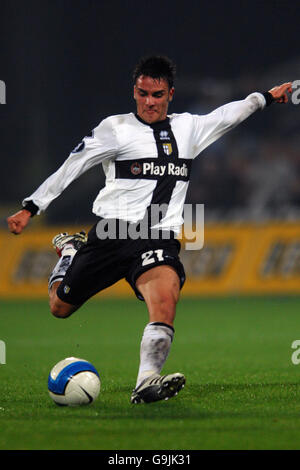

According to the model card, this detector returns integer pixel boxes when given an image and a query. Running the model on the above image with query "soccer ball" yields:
[48,357,101,406]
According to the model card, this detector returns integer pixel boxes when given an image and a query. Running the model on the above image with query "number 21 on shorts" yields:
[141,249,164,266]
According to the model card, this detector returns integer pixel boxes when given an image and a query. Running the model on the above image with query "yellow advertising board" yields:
[0,227,134,299]
[180,223,300,296]
[0,223,300,299]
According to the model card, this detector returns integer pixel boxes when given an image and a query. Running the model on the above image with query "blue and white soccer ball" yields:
[48,357,101,406]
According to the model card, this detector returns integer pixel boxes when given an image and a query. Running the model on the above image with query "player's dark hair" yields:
[133,55,176,89]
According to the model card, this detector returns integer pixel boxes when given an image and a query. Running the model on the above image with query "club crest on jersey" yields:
[162,143,172,156]
[130,162,142,175]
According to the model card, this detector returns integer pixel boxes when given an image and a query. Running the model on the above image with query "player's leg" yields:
[48,231,87,318]
[49,281,79,318]
[49,222,131,319]
[135,265,180,382]
[131,265,185,404]
[136,264,180,327]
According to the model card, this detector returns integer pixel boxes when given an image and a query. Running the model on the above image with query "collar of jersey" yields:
[134,113,170,130]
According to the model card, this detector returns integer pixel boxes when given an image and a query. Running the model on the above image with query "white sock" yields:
[136,322,174,388]
[48,244,77,291]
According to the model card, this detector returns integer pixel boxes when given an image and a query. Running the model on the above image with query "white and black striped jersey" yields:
[23,92,267,234]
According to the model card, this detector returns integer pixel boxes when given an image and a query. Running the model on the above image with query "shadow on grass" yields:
[40,381,300,421]
[189,382,300,394]
[4,382,299,422]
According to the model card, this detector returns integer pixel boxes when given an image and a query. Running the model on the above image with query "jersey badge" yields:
[162,143,173,156]
[131,162,142,175]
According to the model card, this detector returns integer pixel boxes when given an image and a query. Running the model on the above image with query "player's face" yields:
[134,75,174,124]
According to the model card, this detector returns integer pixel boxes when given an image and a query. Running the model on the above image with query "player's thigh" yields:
[56,227,128,306]
[126,238,186,302]
[136,265,181,324]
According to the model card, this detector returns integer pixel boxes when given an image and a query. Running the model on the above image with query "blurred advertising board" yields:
[0,223,300,298]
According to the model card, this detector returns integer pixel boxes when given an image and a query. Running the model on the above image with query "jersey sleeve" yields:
[191,92,266,157]
[22,117,118,214]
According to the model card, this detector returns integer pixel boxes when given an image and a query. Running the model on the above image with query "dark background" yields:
[1,0,300,225]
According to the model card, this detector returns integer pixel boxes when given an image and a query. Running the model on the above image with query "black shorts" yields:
[56,219,186,305]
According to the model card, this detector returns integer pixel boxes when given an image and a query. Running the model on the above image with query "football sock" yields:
[48,244,77,292]
[136,322,174,388]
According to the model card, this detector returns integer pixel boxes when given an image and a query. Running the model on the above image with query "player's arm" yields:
[192,82,292,156]
[7,117,117,235]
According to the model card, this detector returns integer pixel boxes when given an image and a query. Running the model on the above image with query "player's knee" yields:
[50,301,72,319]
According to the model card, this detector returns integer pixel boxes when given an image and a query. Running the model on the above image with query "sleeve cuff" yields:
[262,91,275,107]
[22,200,39,217]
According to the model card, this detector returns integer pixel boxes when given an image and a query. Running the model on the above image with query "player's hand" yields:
[7,209,31,235]
[268,82,292,104]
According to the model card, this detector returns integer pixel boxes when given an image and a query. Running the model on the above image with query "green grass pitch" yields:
[1,296,300,450]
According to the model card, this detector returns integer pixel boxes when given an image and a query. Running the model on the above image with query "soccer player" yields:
[7,56,292,404]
